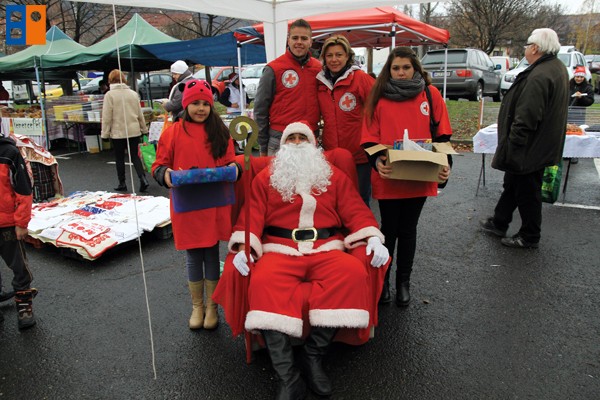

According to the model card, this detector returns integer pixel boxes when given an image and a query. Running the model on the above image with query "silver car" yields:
[240,63,266,100]
[421,48,502,102]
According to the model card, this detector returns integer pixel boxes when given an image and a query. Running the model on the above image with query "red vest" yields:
[268,51,321,132]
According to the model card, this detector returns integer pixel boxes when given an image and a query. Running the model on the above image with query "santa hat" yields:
[574,66,586,77]
[280,121,316,146]
[181,79,214,109]
[170,60,188,74]
[228,72,239,83]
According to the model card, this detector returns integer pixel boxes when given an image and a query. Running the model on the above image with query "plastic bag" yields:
[138,135,156,172]
[541,161,562,204]
[402,129,428,151]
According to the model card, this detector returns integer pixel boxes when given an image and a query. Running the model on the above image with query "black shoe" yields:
[15,289,37,330]
[501,235,538,249]
[139,175,149,193]
[396,282,410,307]
[479,217,506,238]
[0,290,15,302]
[262,330,307,400]
[378,280,392,304]
[114,183,127,192]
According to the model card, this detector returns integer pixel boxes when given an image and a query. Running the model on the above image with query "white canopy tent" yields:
[71,0,444,62]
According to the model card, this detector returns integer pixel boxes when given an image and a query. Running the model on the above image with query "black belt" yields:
[265,226,338,242]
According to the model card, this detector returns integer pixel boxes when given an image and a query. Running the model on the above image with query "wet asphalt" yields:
[0,146,598,399]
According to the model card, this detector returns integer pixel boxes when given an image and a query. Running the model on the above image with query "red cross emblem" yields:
[282,70,299,88]
[338,92,357,111]
[420,101,430,116]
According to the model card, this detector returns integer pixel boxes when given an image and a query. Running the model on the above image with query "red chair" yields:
[213,148,389,363]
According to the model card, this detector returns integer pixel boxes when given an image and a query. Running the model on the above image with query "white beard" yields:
[270,143,332,202]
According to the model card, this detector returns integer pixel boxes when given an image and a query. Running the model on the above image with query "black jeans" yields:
[0,227,33,291]
[493,169,544,243]
[112,136,145,183]
[378,197,427,281]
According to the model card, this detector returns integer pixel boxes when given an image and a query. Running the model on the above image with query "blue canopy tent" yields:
[140,32,266,66]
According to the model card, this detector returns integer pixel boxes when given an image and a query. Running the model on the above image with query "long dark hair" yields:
[182,107,230,160]
[364,46,431,123]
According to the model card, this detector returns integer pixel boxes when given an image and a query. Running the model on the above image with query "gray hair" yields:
[527,28,561,55]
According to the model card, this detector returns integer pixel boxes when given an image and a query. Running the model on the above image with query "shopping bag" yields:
[138,135,156,172]
[541,161,562,204]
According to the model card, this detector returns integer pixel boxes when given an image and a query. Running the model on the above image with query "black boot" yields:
[114,181,127,191]
[15,288,37,330]
[139,175,149,193]
[300,327,336,396]
[262,330,306,400]
[395,274,411,307]
[378,267,392,304]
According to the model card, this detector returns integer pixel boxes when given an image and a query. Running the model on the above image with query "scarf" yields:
[382,72,425,101]
[324,64,352,85]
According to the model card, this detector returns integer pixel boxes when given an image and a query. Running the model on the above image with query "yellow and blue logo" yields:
[6,5,46,45]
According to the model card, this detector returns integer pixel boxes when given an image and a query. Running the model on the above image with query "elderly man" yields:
[254,19,322,156]
[480,28,568,248]
[230,121,389,399]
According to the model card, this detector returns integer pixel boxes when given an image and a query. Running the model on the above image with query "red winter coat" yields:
[152,121,235,250]
[0,137,32,229]
[361,85,452,199]
[317,66,374,164]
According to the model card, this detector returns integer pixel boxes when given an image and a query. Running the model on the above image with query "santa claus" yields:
[230,121,389,399]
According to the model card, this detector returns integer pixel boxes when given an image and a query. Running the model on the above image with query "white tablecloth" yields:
[473,124,600,158]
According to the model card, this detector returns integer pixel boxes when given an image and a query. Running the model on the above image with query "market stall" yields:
[27,191,171,261]
[473,124,600,199]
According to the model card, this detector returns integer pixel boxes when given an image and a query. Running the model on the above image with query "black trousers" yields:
[112,136,145,183]
[0,227,33,291]
[493,169,544,243]
[378,197,427,282]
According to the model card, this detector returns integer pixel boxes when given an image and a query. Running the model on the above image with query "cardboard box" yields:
[365,142,457,183]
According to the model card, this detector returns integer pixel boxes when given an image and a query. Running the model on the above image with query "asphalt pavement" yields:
[0,146,599,399]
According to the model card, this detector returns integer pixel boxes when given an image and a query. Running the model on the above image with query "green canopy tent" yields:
[41,14,179,72]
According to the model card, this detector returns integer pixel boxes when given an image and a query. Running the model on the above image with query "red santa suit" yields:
[152,121,235,250]
[228,164,384,338]
[360,85,452,200]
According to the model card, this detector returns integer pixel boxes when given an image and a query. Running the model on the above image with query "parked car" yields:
[490,56,512,75]
[241,63,266,99]
[193,66,241,101]
[137,73,174,99]
[77,76,104,94]
[421,48,502,102]
[501,46,592,95]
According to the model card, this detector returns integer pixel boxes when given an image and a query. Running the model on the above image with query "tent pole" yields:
[391,24,396,49]
[35,60,49,150]
[237,41,246,115]
[443,46,448,100]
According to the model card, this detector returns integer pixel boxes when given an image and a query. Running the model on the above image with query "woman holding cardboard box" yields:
[361,47,452,307]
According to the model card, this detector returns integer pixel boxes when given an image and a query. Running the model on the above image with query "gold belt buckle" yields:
[291,227,317,242]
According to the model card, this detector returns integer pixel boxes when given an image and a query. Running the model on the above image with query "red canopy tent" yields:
[234,6,450,50]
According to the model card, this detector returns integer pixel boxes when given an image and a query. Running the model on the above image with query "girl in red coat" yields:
[361,47,452,307]
[317,35,375,205]
[152,80,240,330]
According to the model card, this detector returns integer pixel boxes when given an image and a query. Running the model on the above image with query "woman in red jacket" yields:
[317,35,375,205]
[361,47,452,307]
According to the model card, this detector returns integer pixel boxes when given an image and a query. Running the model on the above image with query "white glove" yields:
[233,251,253,276]
[366,236,389,268]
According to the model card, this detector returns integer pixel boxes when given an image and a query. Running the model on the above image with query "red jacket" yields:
[152,121,235,250]
[317,67,374,164]
[0,137,32,229]
[268,51,321,132]
[361,85,452,199]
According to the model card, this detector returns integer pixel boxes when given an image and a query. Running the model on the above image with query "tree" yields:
[445,0,566,55]
[145,10,251,41]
